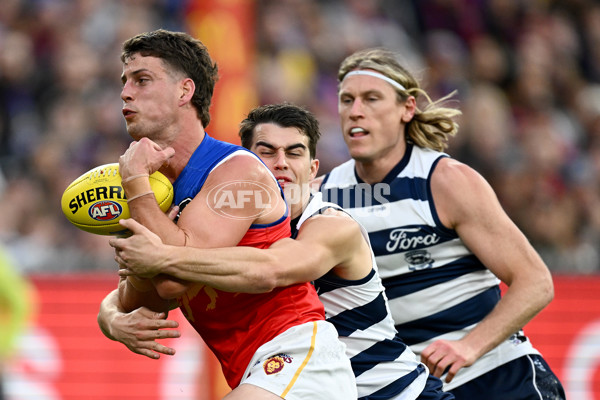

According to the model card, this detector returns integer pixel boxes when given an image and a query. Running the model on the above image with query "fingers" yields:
[109,219,146,254]
[118,218,141,232]
[421,349,446,378]
[135,308,180,330]
[445,364,459,383]
[137,326,181,340]
[128,341,177,359]
[116,308,181,359]
[421,341,466,383]
[134,348,162,359]
[131,327,179,359]
[166,205,179,221]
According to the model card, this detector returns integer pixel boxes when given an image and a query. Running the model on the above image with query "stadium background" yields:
[0,0,599,399]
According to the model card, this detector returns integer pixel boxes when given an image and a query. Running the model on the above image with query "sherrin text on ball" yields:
[61,163,173,235]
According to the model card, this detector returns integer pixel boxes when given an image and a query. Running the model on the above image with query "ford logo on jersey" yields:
[88,201,123,221]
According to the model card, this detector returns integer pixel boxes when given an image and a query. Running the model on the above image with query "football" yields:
[61,163,174,236]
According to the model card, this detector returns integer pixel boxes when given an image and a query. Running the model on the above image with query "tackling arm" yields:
[111,210,373,293]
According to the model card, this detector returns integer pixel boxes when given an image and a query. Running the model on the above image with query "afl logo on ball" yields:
[89,201,123,221]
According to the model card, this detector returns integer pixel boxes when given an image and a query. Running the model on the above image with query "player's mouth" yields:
[349,127,369,137]
[276,176,292,188]
[122,108,136,119]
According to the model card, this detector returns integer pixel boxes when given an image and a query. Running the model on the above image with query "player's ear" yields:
[401,96,416,123]
[309,158,319,181]
[179,78,195,105]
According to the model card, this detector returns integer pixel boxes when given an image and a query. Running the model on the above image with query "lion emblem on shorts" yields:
[263,353,293,375]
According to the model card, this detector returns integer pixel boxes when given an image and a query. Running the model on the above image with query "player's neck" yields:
[289,190,310,220]
[354,152,404,184]
[354,137,406,184]
[158,124,205,182]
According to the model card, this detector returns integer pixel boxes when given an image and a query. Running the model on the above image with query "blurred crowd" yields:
[1,0,599,274]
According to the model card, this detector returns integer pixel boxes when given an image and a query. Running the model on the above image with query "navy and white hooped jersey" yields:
[294,192,428,400]
[320,144,539,390]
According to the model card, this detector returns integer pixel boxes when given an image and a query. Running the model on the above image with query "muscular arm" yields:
[421,158,554,382]
[111,209,372,292]
[117,139,286,308]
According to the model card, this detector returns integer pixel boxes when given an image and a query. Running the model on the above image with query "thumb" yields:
[163,146,175,160]
[118,218,145,234]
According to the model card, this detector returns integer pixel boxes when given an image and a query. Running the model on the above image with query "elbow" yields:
[541,273,554,307]
[153,275,191,299]
[529,269,554,311]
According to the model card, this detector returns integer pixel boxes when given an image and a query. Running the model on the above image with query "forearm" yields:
[123,177,186,246]
[159,245,282,293]
[461,275,553,359]
[119,275,173,313]
[122,177,191,296]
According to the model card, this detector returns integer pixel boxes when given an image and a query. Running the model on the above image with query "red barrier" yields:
[5,274,222,400]
[524,275,600,400]
[4,274,599,399]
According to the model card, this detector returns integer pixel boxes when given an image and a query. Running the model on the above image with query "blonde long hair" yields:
[338,48,461,151]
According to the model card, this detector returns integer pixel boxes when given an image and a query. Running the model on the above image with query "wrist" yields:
[121,175,153,200]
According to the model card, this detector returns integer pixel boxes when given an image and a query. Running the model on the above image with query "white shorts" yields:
[240,320,357,400]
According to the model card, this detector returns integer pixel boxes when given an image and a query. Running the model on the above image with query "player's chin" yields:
[125,124,142,139]
[348,150,375,163]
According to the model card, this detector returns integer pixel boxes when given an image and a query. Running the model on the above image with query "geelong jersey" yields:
[173,133,325,388]
[294,192,427,400]
[320,143,538,390]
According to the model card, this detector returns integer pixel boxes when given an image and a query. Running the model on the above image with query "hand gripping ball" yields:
[61,163,173,235]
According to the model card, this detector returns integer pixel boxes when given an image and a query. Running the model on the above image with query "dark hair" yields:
[239,103,321,159]
[121,29,218,127]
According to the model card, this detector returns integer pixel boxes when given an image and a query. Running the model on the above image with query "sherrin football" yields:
[61,163,174,236]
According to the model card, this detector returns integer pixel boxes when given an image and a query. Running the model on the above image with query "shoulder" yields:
[320,159,356,187]
[209,152,275,185]
[206,152,285,224]
[432,157,486,190]
[432,157,498,228]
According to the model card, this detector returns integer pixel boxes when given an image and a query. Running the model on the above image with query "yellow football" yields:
[61,163,174,236]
